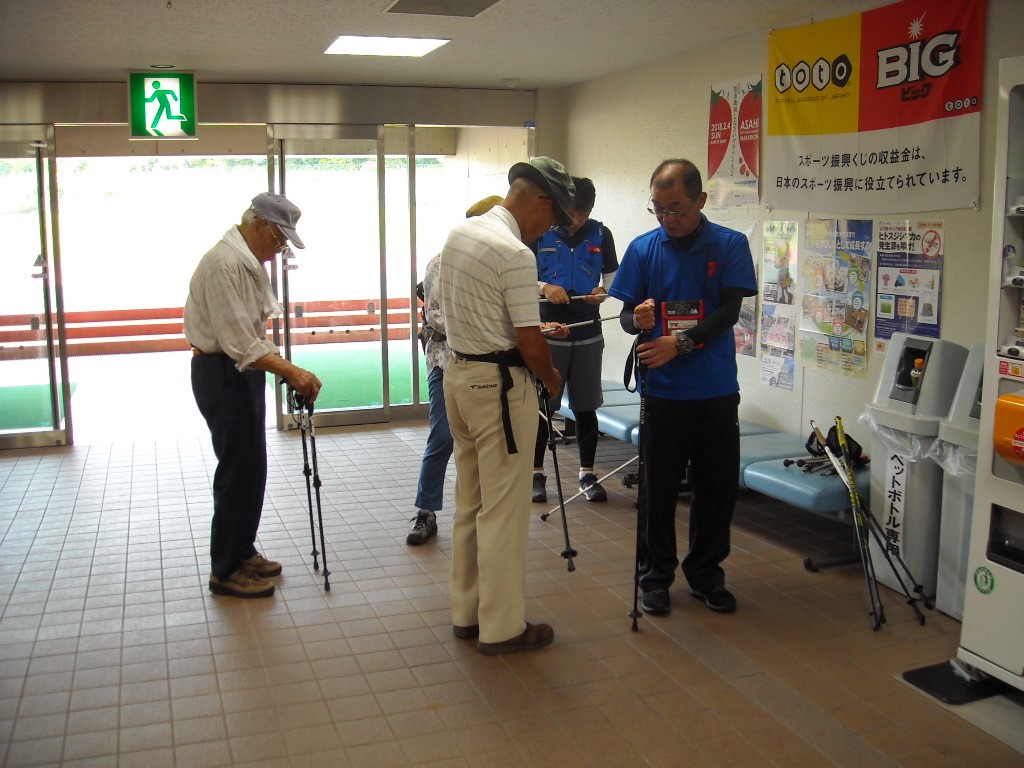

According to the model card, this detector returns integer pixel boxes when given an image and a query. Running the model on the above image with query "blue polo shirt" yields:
[610,216,757,400]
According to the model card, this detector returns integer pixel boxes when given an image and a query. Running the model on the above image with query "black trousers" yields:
[191,354,267,580]
[637,392,740,593]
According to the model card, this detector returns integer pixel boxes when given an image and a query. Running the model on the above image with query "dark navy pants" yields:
[191,354,267,580]
[637,392,740,593]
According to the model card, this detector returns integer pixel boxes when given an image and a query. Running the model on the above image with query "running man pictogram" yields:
[145,80,188,136]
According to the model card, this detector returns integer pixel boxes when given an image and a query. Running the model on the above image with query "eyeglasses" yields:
[267,223,288,251]
[646,198,698,219]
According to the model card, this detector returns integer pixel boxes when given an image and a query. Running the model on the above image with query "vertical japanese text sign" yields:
[128,73,197,139]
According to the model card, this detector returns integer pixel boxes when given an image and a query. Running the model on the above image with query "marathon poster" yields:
[765,0,985,214]
[874,219,943,347]
[706,76,761,208]
[798,219,872,378]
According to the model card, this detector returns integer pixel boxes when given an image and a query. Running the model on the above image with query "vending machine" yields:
[957,56,1024,693]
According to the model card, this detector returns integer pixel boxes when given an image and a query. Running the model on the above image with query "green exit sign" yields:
[128,72,197,139]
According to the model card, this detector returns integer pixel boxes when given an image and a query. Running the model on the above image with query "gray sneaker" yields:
[406,510,437,545]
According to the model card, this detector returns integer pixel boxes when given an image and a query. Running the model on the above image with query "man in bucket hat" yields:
[439,157,572,655]
[185,192,321,599]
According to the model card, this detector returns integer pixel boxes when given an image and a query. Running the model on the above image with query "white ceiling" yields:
[0,0,842,90]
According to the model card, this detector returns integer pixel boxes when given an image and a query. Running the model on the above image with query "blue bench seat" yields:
[736,433,808,487]
[742,459,871,516]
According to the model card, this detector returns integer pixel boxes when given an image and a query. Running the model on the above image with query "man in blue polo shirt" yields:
[610,159,757,616]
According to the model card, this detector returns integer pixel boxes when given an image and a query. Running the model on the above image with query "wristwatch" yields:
[673,330,695,355]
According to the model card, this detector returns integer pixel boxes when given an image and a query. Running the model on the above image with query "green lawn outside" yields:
[0,384,73,431]
[290,345,427,410]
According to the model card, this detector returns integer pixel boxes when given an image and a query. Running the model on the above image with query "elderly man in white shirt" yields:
[439,157,573,655]
[184,192,321,599]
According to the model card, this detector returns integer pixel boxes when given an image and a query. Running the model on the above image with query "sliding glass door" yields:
[0,128,71,449]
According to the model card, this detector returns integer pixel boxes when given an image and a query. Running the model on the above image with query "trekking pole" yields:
[539,383,577,572]
[811,419,885,630]
[541,316,619,334]
[287,386,320,572]
[628,331,652,632]
[540,455,638,520]
[835,417,929,621]
[539,294,601,303]
[288,387,331,591]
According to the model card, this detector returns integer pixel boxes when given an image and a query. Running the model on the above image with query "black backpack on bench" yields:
[804,425,869,468]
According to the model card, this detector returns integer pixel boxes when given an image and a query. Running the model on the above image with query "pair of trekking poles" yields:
[808,417,931,630]
[285,385,331,591]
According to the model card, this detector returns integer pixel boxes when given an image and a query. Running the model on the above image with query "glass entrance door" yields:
[273,125,421,428]
[0,130,71,449]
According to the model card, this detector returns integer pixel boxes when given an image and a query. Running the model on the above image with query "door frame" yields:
[270,123,425,430]
[0,125,73,449]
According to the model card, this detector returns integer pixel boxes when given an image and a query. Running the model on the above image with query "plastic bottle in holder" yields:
[1004,244,1022,284]
[910,358,925,388]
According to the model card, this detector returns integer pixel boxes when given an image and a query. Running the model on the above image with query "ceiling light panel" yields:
[324,36,449,57]
[385,0,501,17]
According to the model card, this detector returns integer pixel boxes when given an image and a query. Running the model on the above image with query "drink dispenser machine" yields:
[863,333,968,597]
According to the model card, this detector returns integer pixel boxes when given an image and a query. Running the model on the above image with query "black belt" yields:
[452,348,527,454]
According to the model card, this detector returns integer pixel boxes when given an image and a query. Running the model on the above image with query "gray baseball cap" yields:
[250,192,305,249]
[508,157,575,227]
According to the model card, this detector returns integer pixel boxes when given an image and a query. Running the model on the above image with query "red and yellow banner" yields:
[766,0,985,214]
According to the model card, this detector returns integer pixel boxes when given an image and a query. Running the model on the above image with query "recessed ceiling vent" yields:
[385,0,501,18]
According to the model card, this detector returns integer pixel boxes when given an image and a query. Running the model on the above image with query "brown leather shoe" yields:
[453,624,479,640]
[477,622,554,656]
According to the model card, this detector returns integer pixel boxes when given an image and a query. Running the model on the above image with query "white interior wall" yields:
[539,0,1024,437]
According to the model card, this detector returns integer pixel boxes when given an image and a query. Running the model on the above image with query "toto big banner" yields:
[766,0,985,214]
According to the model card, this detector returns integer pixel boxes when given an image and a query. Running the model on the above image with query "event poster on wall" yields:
[798,219,873,377]
[759,221,798,388]
[874,219,944,345]
[707,77,761,208]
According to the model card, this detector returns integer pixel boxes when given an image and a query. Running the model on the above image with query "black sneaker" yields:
[406,510,437,545]
[532,473,547,503]
[579,473,607,502]
[690,586,737,613]
[641,588,670,615]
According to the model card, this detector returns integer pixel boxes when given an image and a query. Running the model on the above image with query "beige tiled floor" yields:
[0,422,1021,767]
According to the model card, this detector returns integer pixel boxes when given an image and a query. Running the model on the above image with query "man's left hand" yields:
[583,287,608,304]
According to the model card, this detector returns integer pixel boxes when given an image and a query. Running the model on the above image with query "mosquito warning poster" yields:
[874,219,943,345]
[759,221,798,389]
[798,219,873,377]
